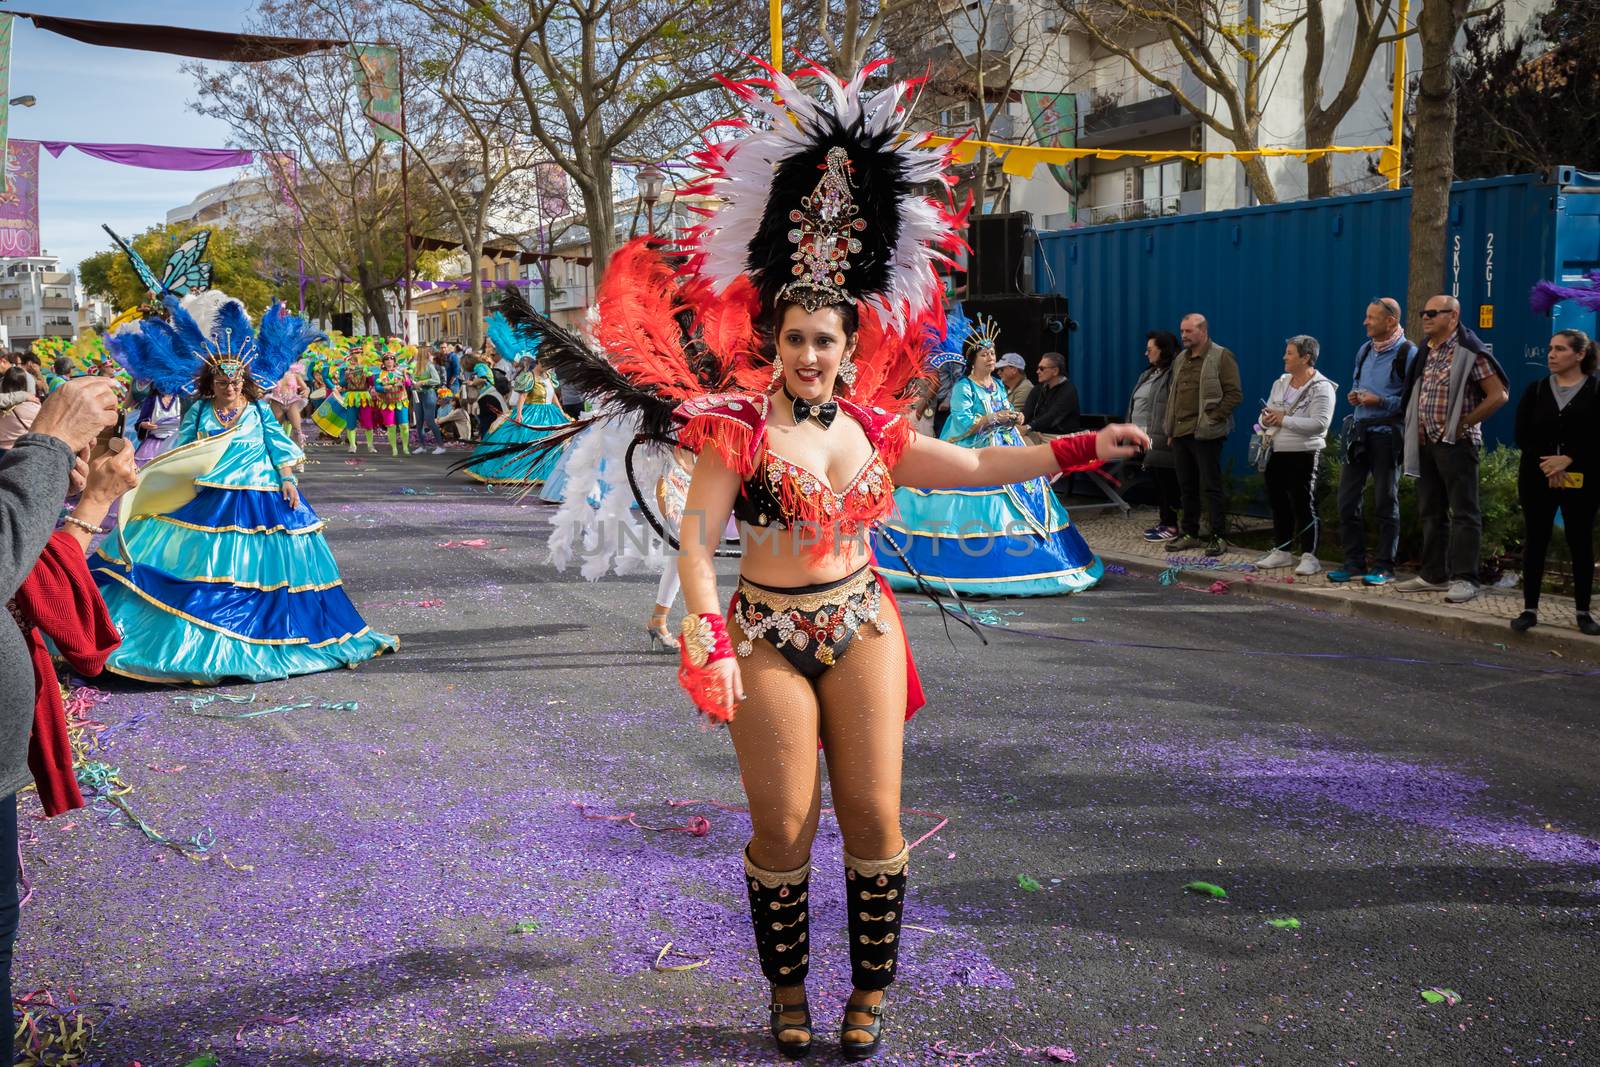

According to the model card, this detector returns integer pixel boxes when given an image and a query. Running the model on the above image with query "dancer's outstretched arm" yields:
[891,422,1149,490]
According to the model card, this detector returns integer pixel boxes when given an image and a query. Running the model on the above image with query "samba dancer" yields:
[482,62,1147,1059]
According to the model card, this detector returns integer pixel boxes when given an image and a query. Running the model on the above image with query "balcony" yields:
[1077,188,1205,226]
[1080,66,1204,148]
[41,295,73,310]
[0,297,19,311]
[40,321,75,338]
[41,272,73,286]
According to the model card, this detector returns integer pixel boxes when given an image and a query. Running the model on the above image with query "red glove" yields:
[677,612,737,723]
[1050,431,1101,473]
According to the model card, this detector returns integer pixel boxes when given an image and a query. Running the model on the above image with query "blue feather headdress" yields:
[1531,270,1600,316]
[486,311,541,362]
[109,292,323,396]
[924,303,974,370]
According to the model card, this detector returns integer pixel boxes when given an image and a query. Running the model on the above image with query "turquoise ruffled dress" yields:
[466,375,571,486]
[90,400,400,684]
[872,376,1102,596]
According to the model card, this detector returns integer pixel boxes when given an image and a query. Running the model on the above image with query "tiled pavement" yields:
[1074,505,1600,664]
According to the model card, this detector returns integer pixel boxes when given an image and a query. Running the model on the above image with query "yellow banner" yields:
[921,134,1392,180]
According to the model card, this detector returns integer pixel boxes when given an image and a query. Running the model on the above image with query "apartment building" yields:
[0,254,78,348]
[909,0,1551,229]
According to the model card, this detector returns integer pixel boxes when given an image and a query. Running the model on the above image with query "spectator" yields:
[558,373,586,420]
[1253,335,1337,575]
[1163,313,1242,556]
[1510,330,1599,635]
[436,390,471,442]
[1021,351,1080,437]
[1395,295,1511,602]
[1329,298,1418,586]
[20,356,42,397]
[442,342,464,395]
[0,354,31,399]
[0,369,39,450]
[996,352,1033,412]
[0,376,122,1060]
[1127,330,1179,541]
[412,349,446,454]
[490,338,516,378]
[931,358,962,437]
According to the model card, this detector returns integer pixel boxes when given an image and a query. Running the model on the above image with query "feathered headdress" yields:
[966,312,1002,356]
[1531,270,1600,315]
[487,311,539,363]
[925,303,973,370]
[108,292,322,396]
[679,58,965,334]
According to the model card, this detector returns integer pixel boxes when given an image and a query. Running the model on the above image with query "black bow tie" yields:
[788,390,838,429]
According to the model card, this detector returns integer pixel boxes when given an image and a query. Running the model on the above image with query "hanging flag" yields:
[1023,91,1082,218]
[0,139,39,255]
[0,14,13,194]
[349,44,402,142]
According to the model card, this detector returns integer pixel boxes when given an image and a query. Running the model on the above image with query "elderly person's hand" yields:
[31,377,121,453]
[82,440,139,505]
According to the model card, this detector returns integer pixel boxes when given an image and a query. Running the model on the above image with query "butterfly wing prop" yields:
[160,231,213,297]
[102,224,162,296]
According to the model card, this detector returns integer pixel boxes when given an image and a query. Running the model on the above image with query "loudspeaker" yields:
[967,211,1033,296]
[963,293,1073,374]
[331,312,355,336]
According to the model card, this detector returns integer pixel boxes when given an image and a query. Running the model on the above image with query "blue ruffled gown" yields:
[90,399,400,684]
[872,375,1103,596]
[466,374,570,486]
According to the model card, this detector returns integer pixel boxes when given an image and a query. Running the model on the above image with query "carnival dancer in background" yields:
[472,63,1148,1060]
[461,315,570,487]
[341,348,377,453]
[132,384,184,465]
[373,348,414,456]
[91,291,399,684]
[268,359,310,448]
[872,314,1104,596]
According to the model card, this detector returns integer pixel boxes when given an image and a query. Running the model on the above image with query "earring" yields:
[770,356,784,388]
[838,354,857,390]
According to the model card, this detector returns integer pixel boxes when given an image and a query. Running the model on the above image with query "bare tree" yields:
[1405,0,1471,336]
[893,0,1059,215]
[788,0,927,78]
[381,20,545,349]
[1300,0,1414,198]
[189,0,453,334]
[397,0,756,275]
[1059,0,1306,204]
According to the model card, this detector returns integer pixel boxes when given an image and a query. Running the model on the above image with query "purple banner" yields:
[0,138,39,256]
[40,140,255,171]
[294,275,539,289]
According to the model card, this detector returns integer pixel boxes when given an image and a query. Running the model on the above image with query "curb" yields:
[1101,550,1600,667]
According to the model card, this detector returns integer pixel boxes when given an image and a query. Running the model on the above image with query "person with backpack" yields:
[1328,298,1418,586]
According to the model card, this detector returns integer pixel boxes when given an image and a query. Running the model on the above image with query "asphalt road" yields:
[18,445,1600,1066]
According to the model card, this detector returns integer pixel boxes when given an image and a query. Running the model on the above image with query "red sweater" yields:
[12,531,120,816]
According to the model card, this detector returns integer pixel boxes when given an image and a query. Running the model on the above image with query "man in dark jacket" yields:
[1021,352,1080,437]
[1164,313,1242,556]
[1394,295,1510,603]
[0,376,121,1061]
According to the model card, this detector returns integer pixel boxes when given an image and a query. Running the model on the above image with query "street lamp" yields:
[8,96,35,108]
[637,162,666,235]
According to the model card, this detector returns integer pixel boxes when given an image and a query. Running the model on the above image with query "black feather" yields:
[744,115,907,309]
[498,288,679,440]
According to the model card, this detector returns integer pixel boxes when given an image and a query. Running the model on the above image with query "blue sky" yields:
[8,1,261,273]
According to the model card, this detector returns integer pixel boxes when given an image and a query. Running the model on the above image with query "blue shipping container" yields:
[1034,169,1600,471]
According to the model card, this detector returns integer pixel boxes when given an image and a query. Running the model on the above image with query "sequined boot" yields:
[745,848,813,1058]
[841,845,908,1060]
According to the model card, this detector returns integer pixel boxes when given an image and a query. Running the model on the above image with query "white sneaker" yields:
[432,446,446,455]
[1444,580,1481,604]
[1253,548,1295,569]
[1394,576,1448,593]
[1294,552,1322,576]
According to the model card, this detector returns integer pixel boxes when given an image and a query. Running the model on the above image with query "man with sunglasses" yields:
[1396,295,1510,603]
[1329,298,1417,586]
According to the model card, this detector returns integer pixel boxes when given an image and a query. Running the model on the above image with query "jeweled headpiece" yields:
[966,313,1002,356]
[778,146,868,312]
[680,59,967,333]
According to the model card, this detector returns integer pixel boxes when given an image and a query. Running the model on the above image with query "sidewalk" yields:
[1075,506,1600,665]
